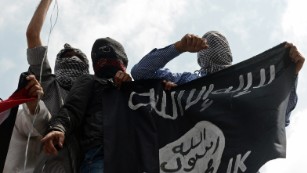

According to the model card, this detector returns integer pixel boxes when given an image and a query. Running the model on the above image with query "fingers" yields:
[114,71,124,88]
[181,34,208,52]
[163,80,177,90]
[26,74,44,98]
[25,74,42,114]
[44,137,58,155]
[285,42,305,74]
[28,84,44,98]
[285,42,300,61]
[41,131,65,155]
[58,134,64,149]
[185,34,192,47]
[284,42,293,48]
[114,71,132,88]
[122,74,132,82]
[25,75,37,90]
[41,132,57,155]
[196,37,208,50]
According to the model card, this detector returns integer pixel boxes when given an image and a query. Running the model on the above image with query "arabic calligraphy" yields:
[159,121,225,173]
[128,65,276,120]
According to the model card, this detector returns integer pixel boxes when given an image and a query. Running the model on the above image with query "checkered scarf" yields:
[54,44,89,90]
[197,31,232,75]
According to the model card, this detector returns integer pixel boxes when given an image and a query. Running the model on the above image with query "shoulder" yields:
[76,74,95,82]
[71,74,95,91]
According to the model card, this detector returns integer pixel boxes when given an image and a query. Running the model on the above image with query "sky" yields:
[0,0,306,172]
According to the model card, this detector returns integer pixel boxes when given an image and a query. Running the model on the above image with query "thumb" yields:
[58,135,65,148]
[41,133,51,143]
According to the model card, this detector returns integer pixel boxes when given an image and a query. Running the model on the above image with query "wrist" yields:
[174,41,185,52]
[26,100,40,115]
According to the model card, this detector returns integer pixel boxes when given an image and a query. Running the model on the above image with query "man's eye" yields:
[70,56,82,62]
[99,46,111,52]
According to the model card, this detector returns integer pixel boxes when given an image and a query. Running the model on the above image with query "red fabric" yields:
[94,58,126,72]
[0,88,36,113]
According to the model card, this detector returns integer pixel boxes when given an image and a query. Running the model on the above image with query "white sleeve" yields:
[15,100,51,137]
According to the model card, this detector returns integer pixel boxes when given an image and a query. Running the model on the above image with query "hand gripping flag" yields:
[0,72,36,172]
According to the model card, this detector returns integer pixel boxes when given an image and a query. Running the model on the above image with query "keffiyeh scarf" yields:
[197,31,233,75]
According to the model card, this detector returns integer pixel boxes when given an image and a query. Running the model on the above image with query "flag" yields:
[103,42,296,173]
[0,72,35,172]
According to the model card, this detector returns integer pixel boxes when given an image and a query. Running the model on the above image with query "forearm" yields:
[48,108,73,135]
[49,75,94,134]
[131,44,181,80]
[26,100,39,115]
[174,40,186,52]
[48,100,87,135]
[26,0,53,48]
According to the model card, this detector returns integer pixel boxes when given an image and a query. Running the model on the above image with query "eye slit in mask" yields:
[56,56,83,64]
[61,50,87,63]
[99,46,112,53]
[70,55,83,62]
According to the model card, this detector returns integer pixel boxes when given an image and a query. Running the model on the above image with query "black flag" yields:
[99,42,296,173]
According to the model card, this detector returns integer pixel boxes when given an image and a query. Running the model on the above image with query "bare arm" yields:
[26,0,53,48]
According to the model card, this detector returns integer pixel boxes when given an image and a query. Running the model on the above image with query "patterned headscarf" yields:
[91,37,128,78]
[197,31,232,75]
[54,43,89,90]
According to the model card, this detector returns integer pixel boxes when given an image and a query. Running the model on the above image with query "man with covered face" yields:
[41,37,132,173]
[131,31,304,126]
[131,31,230,84]
[25,0,89,172]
